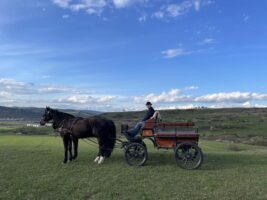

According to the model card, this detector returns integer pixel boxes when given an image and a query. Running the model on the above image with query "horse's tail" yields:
[105,120,116,157]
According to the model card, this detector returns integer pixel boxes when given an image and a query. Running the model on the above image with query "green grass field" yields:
[0,135,267,200]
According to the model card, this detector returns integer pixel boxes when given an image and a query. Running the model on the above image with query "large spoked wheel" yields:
[121,141,130,152]
[125,143,148,166]
[175,142,203,170]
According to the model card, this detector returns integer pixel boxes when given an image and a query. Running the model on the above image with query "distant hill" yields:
[1,106,267,145]
[100,108,267,146]
[0,106,101,122]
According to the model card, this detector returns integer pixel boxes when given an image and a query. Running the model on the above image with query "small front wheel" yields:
[175,142,203,170]
[125,143,148,166]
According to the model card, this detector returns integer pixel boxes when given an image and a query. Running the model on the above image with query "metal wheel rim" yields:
[125,143,148,166]
[175,143,203,170]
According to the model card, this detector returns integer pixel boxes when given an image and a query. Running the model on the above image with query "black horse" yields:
[40,107,116,164]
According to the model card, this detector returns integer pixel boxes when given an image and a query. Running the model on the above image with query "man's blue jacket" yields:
[142,107,155,121]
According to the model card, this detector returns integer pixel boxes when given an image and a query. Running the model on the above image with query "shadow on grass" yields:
[106,151,267,171]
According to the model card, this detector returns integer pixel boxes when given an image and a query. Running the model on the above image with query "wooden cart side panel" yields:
[142,130,154,137]
[155,137,176,148]
[155,134,199,148]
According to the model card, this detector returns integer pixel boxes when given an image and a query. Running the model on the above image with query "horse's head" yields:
[40,106,53,126]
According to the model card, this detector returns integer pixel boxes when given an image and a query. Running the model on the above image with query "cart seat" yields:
[143,111,161,130]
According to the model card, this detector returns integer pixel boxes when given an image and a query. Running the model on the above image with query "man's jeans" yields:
[127,121,145,137]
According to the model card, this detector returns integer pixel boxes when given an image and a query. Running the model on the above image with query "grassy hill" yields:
[0,135,266,200]
[0,107,267,145]
[0,106,100,122]
[100,108,267,146]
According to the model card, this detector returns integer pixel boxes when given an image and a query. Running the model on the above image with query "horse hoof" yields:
[94,156,100,163]
[97,156,105,164]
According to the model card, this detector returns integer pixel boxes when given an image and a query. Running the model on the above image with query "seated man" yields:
[123,102,155,138]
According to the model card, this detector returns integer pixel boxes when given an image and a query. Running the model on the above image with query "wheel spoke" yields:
[175,142,203,170]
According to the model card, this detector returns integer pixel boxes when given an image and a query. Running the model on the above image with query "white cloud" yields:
[195,92,267,103]
[254,104,267,108]
[41,75,51,79]
[134,89,267,110]
[37,87,71,93]
[153,11,164,19]
[154,0,209,20]
[134,88,194,104]
[52,0,147,16]
[0,78,34,94]
[52,0,71,8]
[242,14,250,22]
[158,104,197,110]
[113,0,148,8]
[242,101,251,108]
[0,78,77,95]
[194,0,201,11]
[52,0,107,15]
[166,4,182,17]
[185,86,199,90]
[65,95,94,104]
[0,91,10,98]
[58,95,115,104]
[113,0,131,8]
[2,78,267,111]
[0,78,31,88]
[161,48,191,58]
[161,47,209,58]
[165,2,194,17]
[51,0,212,18]
[62,14,70,19]
[97,95,115,103]
[199,38,215,45]
[138,14,147,22]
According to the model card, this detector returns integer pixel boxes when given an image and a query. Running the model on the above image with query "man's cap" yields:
[146,101,152,105]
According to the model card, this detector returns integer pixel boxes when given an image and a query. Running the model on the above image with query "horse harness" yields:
[56,117,83,137]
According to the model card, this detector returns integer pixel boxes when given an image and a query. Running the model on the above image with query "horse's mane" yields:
[51,109,75,119]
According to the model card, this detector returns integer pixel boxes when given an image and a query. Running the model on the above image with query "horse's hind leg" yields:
[68,137,73,162]
[62,136,69,164]
[94,143,102,163]
[72,137,79,161]
[94,139,105,164]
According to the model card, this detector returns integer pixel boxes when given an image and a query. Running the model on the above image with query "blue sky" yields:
[0,0,267,111]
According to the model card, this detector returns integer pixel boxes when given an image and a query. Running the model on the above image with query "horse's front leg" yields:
[62,136,69,164]
[68,137,73,162]
[72,137,79,160]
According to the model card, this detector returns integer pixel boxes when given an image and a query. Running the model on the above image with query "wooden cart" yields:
[122,117,203,170]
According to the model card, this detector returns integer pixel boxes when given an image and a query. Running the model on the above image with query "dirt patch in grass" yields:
[228,144,245,151]
[205,134,267,147]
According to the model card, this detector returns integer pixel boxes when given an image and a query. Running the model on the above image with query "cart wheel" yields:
[121,141,129,152]
[125,143,148,166]
[175,142,203,170]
